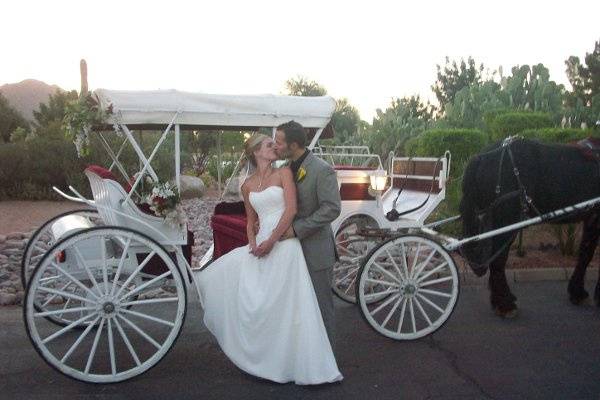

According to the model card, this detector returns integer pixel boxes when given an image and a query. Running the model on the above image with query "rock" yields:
[3,248,21,256]
[7,232,25,241]
[0,271,10,282]
[0,235,6,243]
[180,175,206,199]
[0,292,17,306]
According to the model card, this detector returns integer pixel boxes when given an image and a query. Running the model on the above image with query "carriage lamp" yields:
[369,169,388,192]
[369,169,388,205]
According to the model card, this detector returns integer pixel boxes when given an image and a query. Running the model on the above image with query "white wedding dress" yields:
[194,185,342,385]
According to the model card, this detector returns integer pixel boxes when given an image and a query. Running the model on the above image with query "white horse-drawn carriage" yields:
[22,88,600,383]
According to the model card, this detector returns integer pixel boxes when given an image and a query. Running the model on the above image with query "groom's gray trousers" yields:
[292,152,341,348]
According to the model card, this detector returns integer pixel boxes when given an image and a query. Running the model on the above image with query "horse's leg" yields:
[568,214,600,305]
[488,237,518,318]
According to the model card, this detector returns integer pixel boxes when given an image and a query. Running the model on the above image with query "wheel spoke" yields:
[34,306,95,318]
[107,318,117,376]
[413,296,432,327]
[101,238,109,296]
[336,265,358,284]
[343,273,358,294]
[114,316,141,366]
[409,298,416,334]
[386,249,407,282]
[419,288,452,299]
[416,262,449,284]
[61,316,101,363]
[110,236,132,297]
[114,251,156,299]
[57,298,72,318]
[397,298,408,333]
[42,312,97,344]
[117,314,161,350]
[74,247,103,297]
[399,242,409,278]
[410,243,422,274]
[118,271,172,303]
[381,295,403,328]
[84,317,106,374]
[363,287,398,300]
[419,275,453,288]
[119,308,175,327]
[371,261,402,285]
[52,261,100,300]
[37,286,96,305]
[121,297,179,306]
[370,293,400,316]
[417,293,445,314]
[411,249,436,280]
[41,281,72,307]
[364,278,399,288]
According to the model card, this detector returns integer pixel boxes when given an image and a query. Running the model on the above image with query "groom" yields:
[273,121,341,348]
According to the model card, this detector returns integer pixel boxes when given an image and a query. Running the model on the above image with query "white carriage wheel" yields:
[357,235,459,340]
[21,210,103,328]
[333,215,381,303]
[24,226,187,383]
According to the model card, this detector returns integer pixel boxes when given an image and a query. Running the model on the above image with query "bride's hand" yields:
[279,226,295,241]
[249,242,258,256]
[255,238,275,258]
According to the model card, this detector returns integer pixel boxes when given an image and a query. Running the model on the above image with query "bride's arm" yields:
[241,183,258,253]
[255,167,297,257]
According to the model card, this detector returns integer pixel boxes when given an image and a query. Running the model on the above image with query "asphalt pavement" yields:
[1,280,600,400]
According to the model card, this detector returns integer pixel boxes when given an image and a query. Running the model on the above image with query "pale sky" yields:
[2,0,598,120]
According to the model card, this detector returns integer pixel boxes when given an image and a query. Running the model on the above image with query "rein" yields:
[464,136,540,270]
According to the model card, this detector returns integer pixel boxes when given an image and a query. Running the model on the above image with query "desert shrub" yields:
[519,127,596,144]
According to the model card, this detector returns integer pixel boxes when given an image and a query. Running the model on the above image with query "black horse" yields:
[460,137,600,317]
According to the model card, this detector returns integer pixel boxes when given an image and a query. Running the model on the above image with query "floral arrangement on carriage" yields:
[62,95,186,228]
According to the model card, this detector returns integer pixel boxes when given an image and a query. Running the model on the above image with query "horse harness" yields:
[465,136,542,271]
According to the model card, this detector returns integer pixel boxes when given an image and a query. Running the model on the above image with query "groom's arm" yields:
[292,166,341,240]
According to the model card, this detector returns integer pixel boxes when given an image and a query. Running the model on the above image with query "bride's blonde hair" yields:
[244,133,270,167]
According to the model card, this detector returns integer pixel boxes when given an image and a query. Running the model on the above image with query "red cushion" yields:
[85,165,133,193]
[211,214,248,259]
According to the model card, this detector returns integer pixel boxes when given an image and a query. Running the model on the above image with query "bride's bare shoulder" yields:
[241,174,258,194]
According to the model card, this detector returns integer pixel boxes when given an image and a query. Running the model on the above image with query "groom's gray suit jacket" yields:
[292,152,341,271]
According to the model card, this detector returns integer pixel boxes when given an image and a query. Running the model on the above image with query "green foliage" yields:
[63,94,109,156]
[0,92,29,143]
[502,64,565,121]
[431,57,484,115]
[565,40,600,128]
[9,126,30,142]
[519,127,595,144]
[368,96,434,157]
[330,98,361,145]
[284,76,327,96]
[489,112,553,141]
[443,81,508,130]
[407,128,488,173]
[34,90,78,130]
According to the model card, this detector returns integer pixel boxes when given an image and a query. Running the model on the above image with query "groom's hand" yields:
[279,226,295,241]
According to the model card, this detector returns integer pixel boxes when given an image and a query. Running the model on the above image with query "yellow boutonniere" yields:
[296,167,307,183]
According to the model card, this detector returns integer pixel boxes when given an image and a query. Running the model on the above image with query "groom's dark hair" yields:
[277,120,306,148]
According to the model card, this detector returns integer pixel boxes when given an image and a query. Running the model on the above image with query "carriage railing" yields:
[313,146,383,169]
[386,154,450,197]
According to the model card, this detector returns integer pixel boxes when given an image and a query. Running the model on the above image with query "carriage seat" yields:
[84,168,187,245]
[211,201,248,259]
[381,157,449,223]
[333,165,378,171]
[85,165,132,193]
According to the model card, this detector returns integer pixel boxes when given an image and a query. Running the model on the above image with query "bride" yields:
[194,133,343,385]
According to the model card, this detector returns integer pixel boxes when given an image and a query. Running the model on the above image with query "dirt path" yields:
[0,201,87,235]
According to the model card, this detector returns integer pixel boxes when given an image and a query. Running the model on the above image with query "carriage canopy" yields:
[93,89,336,131]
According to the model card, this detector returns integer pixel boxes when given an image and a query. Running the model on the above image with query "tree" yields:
[284,76,327,97]
[443,80,508,130]
[368,95,434,157]
[431,57,484,115]
[330,98,361,145]
[502,64,565,121]
[565,40,600,127]
[0,92,29,143]
[283,76,364,145]
[33,89,78,135]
